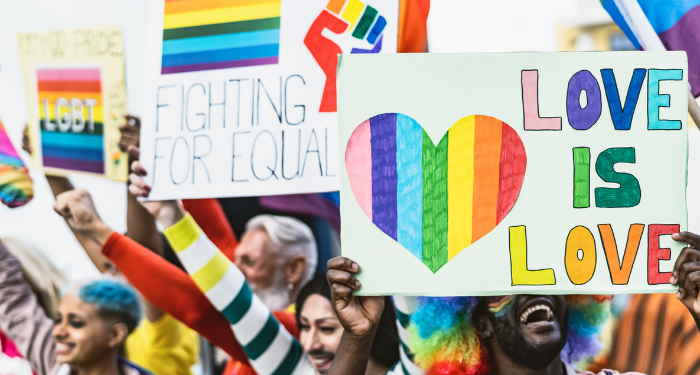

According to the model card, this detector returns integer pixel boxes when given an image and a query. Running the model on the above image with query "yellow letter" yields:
[510,226,555,285]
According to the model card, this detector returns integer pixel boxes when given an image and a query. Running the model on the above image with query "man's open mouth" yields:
[517,297,557,327]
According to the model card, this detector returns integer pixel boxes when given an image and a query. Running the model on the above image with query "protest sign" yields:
[139,0,399,199]
[338,52,689,296]
[19,26,128,181]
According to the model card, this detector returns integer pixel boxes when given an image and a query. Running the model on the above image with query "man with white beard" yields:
[234,214,317,311]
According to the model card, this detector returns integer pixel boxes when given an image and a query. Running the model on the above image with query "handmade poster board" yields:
[139,0,399,200]
[18,26,128,181]
[338,52,689,296]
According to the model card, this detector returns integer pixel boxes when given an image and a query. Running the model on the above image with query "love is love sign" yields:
[338,52,688,296]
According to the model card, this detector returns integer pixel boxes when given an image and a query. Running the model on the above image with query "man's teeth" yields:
[519,304,554,323]
[314,358,331,365]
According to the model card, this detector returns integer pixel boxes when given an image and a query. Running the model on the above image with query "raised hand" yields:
[326,257,385,338]
[53,189,113,246]
[671,232,700,318]
[127,147,184,228]
[304,1,386,112]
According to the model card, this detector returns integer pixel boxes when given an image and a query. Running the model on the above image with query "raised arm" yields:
[326,257,424,375]
[182,198,238,260]
[0,240,58,375]
[160,210,311,375]
[101,231,251,364]
[23,123,115,274]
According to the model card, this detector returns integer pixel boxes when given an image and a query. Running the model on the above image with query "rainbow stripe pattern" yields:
[345,114,527,273]
[161,0,282,74]
[0,120,33,208]
[38,68,105,175]
[325,0,387,44]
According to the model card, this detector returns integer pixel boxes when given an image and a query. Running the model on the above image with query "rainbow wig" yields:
[407,295,612,374]
[64,278,143,332]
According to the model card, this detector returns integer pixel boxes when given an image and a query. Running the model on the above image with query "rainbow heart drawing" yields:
[345,113,527,273]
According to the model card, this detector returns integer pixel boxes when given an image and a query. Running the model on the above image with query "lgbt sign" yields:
[139,0,399,200]
[18,26,128,181]
[338,52,689,296]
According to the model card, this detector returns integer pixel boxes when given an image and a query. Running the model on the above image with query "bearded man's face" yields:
[480,295,568,370]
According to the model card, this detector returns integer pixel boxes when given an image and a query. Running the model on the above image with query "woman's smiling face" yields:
[299,294,344,374]
[52,294,113,365]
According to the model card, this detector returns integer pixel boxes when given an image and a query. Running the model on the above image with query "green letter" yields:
[594,147,640,208]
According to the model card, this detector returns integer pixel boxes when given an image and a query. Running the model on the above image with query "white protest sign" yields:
[338,52,688,296]
[139,0,398,199]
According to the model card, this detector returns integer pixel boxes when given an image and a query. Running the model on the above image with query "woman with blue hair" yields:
[0,240,152,375]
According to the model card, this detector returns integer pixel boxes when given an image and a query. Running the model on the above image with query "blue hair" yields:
[76,278,142,332]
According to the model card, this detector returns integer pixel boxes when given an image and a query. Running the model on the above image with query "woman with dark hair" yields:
[295,272,399,374]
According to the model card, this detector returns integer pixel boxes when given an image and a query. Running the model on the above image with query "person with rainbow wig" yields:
[323,253,700,375]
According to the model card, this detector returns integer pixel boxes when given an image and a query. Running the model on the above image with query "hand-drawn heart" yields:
[345,114,527,273]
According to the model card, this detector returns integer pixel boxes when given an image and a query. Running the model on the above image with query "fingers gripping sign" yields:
[671,232,700,317]
[326,257,385,338]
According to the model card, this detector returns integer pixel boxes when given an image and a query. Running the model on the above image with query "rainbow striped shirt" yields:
[163,214,423,375]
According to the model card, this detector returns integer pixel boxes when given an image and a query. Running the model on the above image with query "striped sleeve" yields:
[163,214,314,375]
[386,296,424,375]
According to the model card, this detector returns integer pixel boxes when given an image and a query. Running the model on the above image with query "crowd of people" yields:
[2,1,700,373]
[2,112,700,375]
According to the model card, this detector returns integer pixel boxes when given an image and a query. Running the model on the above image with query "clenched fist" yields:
[53,189,113,246]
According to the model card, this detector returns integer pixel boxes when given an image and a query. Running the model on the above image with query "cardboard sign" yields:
[338,52,689,296]
[19,26,128,181]
[139,0,399,199]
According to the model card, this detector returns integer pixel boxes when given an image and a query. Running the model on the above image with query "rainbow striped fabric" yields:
[161,0,282,74]
[38,68,105,175]
[346,114,527,273]
[0,120,33,208]
[600,0,700,97]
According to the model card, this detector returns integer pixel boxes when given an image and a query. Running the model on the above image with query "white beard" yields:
[250,271,292,311]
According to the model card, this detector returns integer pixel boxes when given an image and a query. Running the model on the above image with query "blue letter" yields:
[648,69,682,130]
[601,69,646,130]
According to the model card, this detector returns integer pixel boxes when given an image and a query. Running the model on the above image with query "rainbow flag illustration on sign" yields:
[37,68,105,174]
[161,0,282,74]
[19,26,128,181]
[139,0,399,200]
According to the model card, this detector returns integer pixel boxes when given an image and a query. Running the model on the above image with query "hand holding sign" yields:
[338,52,688,295]
[128,150,184,228]
[671,232,700,318]
[326,256,385,337]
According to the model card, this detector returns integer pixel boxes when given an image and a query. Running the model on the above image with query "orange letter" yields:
[598,224,644,285]
[565,226,596,285]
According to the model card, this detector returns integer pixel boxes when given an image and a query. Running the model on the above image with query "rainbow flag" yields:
[0,120,33,207]
[345,114,527,273]
[161,0,282,74]
[38,68,105,175]
[600,0,700,97]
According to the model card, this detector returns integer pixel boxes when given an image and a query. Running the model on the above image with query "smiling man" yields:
[325,256,649,375]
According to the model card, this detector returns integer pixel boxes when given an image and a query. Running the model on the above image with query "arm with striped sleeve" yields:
[386,296,424,375]
[162,213,314,375]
